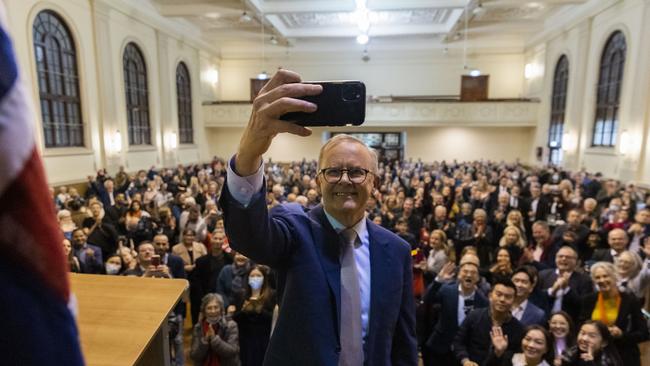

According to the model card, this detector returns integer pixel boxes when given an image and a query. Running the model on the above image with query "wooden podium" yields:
[70,274,188,366]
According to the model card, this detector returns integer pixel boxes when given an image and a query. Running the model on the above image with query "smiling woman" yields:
[486,325,554,366]
[578,261,648,366]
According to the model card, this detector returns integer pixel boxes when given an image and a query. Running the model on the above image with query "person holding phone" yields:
[219,69,417,365]
[123,241,170,278]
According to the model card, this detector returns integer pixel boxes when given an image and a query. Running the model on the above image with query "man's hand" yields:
[551,272,570,294]
[437,262,456,282]
[236,70,322,176]
[490,326,509,357]
[143,265,157,278]
[85,248,95,259]
[462,360,479,366]
[184,264,195,273]
[157,265,170,277]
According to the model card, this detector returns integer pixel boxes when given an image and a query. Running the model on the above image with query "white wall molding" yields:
[204,102,540,128]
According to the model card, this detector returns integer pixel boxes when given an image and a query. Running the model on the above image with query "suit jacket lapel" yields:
[308,205,342,340]
[452,286,460,326]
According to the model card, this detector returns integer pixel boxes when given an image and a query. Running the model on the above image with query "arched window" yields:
[123,42,150,145]
[176,62,193,144]
[33,10,83,148]
[592,31,626,147]
[548,55,569,165]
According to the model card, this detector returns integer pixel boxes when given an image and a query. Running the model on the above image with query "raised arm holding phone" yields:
[219,69,417,365]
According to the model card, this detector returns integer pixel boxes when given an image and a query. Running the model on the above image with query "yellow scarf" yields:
[591,291,620,326]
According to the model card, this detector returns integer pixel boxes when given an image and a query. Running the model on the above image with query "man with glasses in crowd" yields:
[219,69,417,365]
[538,245,593,320]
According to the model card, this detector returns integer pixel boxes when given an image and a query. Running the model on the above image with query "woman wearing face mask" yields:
[233,265,276,366]
[548,312,575,366]
[104,254,124,275]
[578,262,647,366]
[486,325,555,366]
[190,293,241,366]
[560,321,622,366]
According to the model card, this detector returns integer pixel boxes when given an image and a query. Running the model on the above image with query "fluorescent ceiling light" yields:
[356,34,369,45]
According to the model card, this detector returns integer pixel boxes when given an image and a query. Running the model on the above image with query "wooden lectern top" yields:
[70,273,188,366]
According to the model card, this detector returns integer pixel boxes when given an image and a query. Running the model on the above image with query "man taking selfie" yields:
[219,69,417,365]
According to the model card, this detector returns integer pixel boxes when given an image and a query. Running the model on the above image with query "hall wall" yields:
[3,0,220,184]
[218,53,526,101]
[206,126,535,164]
[524,0,650,184]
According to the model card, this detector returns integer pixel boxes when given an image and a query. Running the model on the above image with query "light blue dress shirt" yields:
[226,157,371,342]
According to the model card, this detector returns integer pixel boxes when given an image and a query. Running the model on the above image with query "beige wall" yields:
[207,126,534,164]
[218,53,526,102]
[524,0,650,184]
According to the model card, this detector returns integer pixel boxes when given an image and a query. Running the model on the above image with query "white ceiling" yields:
[151,0,589,57]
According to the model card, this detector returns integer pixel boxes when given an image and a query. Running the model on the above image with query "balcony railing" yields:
[203,99,539,128]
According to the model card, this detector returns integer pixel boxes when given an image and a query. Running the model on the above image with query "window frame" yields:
[591,31,626,148]
[123,42,151,146]
[32,10,84,148]
[176,62,193,144]
[548,55,569,165]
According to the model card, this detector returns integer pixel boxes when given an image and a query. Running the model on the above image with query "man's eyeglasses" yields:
[319,167,373,184]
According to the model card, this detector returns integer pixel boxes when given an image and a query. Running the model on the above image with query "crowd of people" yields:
[53,157,650,366]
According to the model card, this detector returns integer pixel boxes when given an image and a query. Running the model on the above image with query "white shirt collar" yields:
[323,209,368,248]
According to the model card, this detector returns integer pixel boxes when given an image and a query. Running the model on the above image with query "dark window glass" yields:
[32,10,83,148]
[592,31,626,147]
[548,55,569,164]
[176,62,193,144]
[123,42,150,145]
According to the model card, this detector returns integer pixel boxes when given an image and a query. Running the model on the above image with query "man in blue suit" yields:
[219,69,417,365]
[510,266,546,327]
[421,255,488,366]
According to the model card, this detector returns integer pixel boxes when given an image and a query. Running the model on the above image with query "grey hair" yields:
[615,250,643,279]
[318,134,379,173]
[473,208,487,219]
[590,261,619,283]
[200,293,225,316]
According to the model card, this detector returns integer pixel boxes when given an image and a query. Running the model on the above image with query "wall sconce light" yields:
[525,63,541,79]
[619,130,630,155]
[108,130,122,154]
[205,68,219,84]
[165,132,178,150]
[561,131,573,151]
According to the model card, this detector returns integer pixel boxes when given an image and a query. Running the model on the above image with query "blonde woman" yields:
[579,261,647,366]
[425,230,451,275]
[57,209,77,240]
[506,210,527,244]
[498,226,526,266]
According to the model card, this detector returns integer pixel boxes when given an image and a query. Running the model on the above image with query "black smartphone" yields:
[280,81,365,127]
[151,255,161,267]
